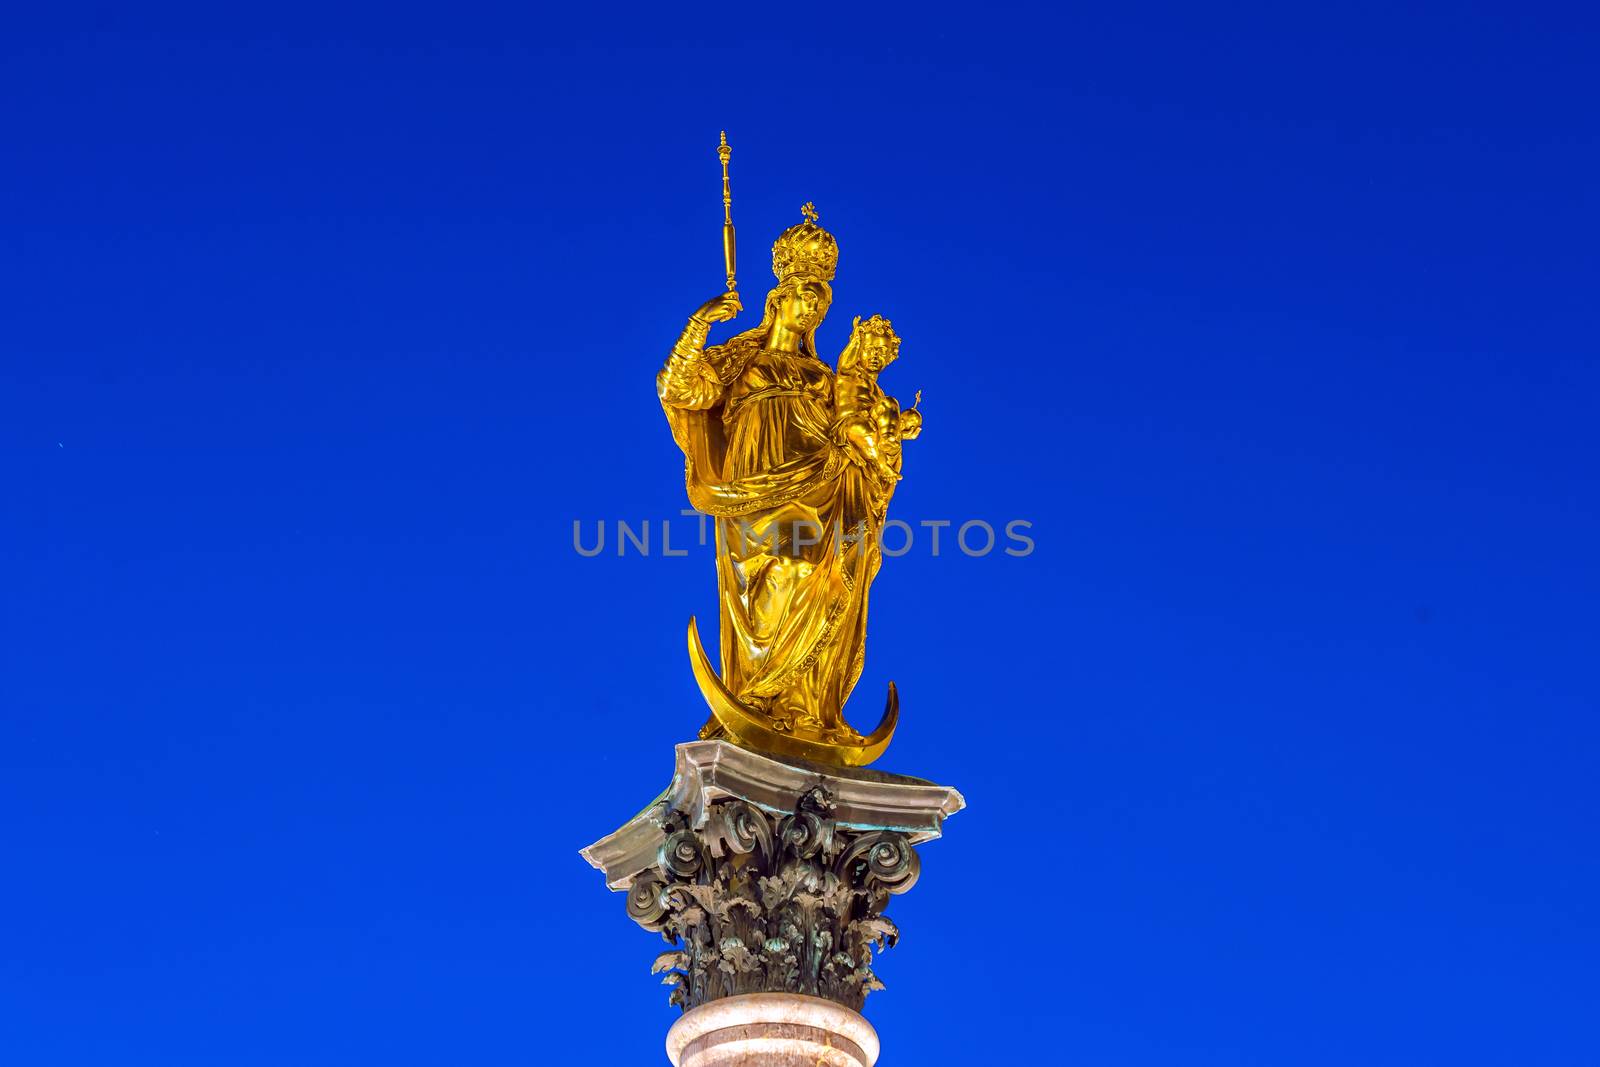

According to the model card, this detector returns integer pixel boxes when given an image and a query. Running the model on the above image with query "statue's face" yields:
[777,281,827,334]
[859,333,896,374]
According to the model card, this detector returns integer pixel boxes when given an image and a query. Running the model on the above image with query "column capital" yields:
[581,741,964,1014]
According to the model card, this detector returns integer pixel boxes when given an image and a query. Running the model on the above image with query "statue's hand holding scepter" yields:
[675,291,741,362]
[672,133,743,360]
[692,292,742,325]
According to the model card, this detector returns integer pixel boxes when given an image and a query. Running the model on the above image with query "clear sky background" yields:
[4,4,1597,1064]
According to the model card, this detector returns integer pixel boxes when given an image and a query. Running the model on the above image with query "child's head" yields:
[840,315,902,376]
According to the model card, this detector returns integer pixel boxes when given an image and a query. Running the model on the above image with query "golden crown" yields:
[771,202,839,283]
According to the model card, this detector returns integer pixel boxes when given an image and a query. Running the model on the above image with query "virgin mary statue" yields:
[656,207,915,768]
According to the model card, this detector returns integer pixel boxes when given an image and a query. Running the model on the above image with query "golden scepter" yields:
[717,131,736,292]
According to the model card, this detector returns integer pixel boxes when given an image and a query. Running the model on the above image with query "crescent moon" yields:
[687,616,897,768]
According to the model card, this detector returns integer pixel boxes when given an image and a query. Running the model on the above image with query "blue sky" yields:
[3,4,1597,1064]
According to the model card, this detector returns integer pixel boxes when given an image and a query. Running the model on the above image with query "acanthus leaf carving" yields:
[624,785,920,1012]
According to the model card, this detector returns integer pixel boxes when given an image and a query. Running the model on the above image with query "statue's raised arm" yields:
[657,292,743,411]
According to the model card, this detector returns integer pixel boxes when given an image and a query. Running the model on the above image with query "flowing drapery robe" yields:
[658,333,883,737]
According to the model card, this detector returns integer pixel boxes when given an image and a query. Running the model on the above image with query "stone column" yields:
[581,740,963,1064]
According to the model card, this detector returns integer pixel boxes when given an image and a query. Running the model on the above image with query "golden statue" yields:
[656,138,921,768]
